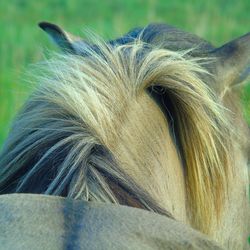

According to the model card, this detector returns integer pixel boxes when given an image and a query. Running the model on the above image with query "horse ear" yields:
[211,32,250,93]
[38,21,85,53]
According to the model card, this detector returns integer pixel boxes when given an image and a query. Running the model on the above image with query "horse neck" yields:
[105,92,187,222]
[212,91,249,249]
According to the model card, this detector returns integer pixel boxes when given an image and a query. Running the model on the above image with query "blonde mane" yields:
[0,40,234,234]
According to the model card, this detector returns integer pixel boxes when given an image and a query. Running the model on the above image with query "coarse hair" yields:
[0,39,234,234]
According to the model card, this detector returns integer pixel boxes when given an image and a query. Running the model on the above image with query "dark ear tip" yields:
[38,21,61,32]
[38,21,50,30]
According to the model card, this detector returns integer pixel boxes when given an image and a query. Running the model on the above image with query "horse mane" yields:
[0,38,234,234]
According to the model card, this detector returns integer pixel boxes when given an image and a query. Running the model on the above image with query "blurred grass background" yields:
[0,0,249,146]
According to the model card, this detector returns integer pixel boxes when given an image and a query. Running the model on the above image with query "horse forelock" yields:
[0,38,235,234]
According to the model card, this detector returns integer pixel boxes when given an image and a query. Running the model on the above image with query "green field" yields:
[0,0,250,146]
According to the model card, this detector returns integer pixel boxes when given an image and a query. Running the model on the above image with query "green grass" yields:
[0,0,249,145]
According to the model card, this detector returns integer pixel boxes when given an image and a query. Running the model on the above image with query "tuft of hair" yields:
[0,38,234,234]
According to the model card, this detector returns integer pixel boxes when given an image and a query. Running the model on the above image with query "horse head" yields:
[0,22,249,249]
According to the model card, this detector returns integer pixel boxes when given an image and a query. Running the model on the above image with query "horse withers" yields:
[0,23,249,249]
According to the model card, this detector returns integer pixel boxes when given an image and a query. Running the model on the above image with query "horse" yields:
[0,22,249,249]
